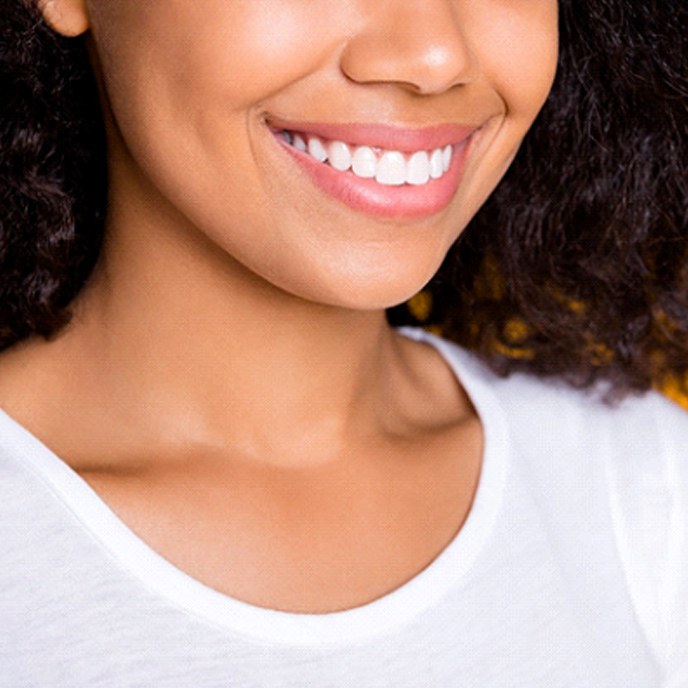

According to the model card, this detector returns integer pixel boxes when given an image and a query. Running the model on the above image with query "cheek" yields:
[476,2,559,120]
[89,0,352,110]
[86,1,332,223]
[85,1,380,307]
[86,0,357,220]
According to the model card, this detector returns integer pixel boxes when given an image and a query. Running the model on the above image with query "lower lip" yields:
[272,132,474,221]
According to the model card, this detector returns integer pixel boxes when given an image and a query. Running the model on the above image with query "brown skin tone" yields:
[0,0,558,612]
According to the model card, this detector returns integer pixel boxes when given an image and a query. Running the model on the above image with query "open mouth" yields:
[266,118,479,220]
[272,128,455,187]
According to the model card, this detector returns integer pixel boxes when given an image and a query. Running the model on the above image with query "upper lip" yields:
[266,116,479,152]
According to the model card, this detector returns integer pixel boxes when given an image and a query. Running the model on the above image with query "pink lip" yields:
[268,117,476,152]
[269,121,477,220]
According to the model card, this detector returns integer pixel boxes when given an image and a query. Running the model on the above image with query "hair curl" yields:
[2,0,687,398]
[0,0,105,344]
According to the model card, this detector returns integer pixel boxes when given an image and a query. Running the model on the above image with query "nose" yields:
[339,0,477,95]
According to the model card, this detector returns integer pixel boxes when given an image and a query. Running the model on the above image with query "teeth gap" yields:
[279,129,454,186]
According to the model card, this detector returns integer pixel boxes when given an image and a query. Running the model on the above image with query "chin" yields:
[289,265,438,312]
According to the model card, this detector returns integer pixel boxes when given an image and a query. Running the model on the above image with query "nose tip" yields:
[340,1,478,96]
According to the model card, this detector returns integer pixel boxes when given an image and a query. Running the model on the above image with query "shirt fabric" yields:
[1,326,687,688]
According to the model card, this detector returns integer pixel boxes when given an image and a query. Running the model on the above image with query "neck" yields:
[61,182,411,467]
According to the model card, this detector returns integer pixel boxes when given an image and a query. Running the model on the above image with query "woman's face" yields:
[68,0,558,308]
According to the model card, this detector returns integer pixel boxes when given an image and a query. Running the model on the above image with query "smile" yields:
[268,119,479,220]
[276,130,454,187]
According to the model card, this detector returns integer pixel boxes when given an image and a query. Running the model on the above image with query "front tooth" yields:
[430,149,444,179]
[328,141,352,172]
[442,144,453,172]
[406,151,430,185]
[308,136,328,163]
[376,151,407,186]
[293,133,307,152]
[351,146,377,178]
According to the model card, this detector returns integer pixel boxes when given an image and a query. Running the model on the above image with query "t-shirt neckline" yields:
[0,326,509,646]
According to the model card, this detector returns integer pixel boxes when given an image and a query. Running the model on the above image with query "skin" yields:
[0,0,558,612]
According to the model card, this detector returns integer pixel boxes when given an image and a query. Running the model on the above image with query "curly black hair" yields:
[0,0,106,347]
[1,0,687,398]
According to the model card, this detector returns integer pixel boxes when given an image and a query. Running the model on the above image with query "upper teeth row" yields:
[281,131,454,186]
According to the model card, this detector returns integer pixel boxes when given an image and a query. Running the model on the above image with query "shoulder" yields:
[425,327,688,459]
[597,392,688,678]
[422,328,688,678]
[407,325,687,449]
[400,327,688,510]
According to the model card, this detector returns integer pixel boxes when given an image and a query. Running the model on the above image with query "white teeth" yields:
[286,131,457,186]
[430,149,444,179]
[293,133,307,152]
[328,141,352,172]
[442,144,453,172]
[308,136,328,163]
[351,146,377,178]
[406,151,430,186]
[376,151,407,186]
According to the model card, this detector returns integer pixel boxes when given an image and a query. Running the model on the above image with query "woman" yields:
[0,0,686,685]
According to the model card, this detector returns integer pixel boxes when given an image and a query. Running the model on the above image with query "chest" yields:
[80,427,482,614]
[3,457,661,688]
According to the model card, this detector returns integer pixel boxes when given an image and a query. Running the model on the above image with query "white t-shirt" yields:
[1,326,687,688]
